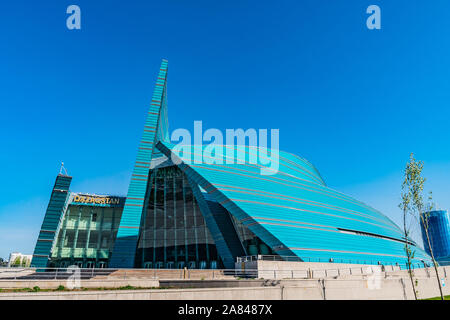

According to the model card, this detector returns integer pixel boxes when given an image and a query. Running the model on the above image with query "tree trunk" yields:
[423,226,444,300]
[404,210,417,300]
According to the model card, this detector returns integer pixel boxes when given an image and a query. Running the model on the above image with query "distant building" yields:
[420,210,450,266]
[7,252,32,267]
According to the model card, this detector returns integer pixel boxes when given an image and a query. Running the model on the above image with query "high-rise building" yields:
[420,210,450,266]
[31,60,432,269]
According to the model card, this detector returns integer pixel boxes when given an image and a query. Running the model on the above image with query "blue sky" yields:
[1,1,450,260]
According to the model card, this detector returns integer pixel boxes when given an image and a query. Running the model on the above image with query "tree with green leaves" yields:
[399,165,417,300]
[400,153,444,300]
[12,257,22,267]
[21,256,30,267]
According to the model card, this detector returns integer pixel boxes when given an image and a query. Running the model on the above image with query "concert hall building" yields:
[31,60,432,269]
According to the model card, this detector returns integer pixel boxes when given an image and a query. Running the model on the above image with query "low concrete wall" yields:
[239,260,402,279]
[0,279,159,289]
[236,260,450,281]
[159,279,267,288]
[387,266,449,279]
[324,277,450,300]
[0,268,35,279]
[1,277,448,300]
[257,269,309,279]
[0,286,282,300]
[103,269,235,280]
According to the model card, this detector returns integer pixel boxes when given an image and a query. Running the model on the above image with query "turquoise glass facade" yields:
[156,142,431,267]
[31,192,125,268]
[32,60,432,269]
[31,174,72,267]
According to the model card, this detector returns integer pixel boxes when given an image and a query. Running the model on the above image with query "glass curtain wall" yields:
[421,210,450,260]
[229,214,276,257]
[136,166,219,269]
[51,205,123,268]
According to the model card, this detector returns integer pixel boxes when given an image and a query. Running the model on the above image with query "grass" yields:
[423,295,450,300]
[0,285,171,293]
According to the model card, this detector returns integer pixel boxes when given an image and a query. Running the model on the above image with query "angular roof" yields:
[156,140,431,265]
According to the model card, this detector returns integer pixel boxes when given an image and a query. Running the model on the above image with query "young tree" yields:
[400,153,444,300]
[400,172,417,299]
[21,256,30,268]
[12,257,22,267]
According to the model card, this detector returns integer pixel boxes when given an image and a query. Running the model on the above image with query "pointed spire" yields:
[59,161,68,176]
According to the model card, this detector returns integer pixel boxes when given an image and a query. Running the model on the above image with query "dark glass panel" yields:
[100,231,110,249]
[76,230,88,248]
[88,231,99,248]
[197,243,207,261]
[65,230,75,248]
[188,244,197,261]
[137,165,220,268]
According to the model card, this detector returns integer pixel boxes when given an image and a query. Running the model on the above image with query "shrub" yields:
[119,285,134,290]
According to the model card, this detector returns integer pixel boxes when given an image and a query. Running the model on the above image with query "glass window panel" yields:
[138,165,220,268]
[186,215,195,227]
[197,244,207,261]
[166,246,175,261]
[188,244,196,261]
[186,228,196,245]
[177,246,187,261]
[176,229,185,246]
[102,209,113,227]
[100,231,110,249]
[166,177,175,229]
[76,230,87,248]
[88,230,99,248]
[196,227,206,242]
[195,213,205,227]
[146,208,155,228]
[209,244,218,261]
[155,230,164,248]
[65,230,75,248]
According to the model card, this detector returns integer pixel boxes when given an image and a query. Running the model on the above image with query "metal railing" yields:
[0,267,259,281]
[1,257,448,282]
[1,264,446,282]
[236,255,436,269]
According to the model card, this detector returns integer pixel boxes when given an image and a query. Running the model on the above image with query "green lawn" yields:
[0,285,169,293]
[424,295,450,300]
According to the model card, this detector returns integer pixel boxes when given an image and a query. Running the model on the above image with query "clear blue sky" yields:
[1,1,450,260]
